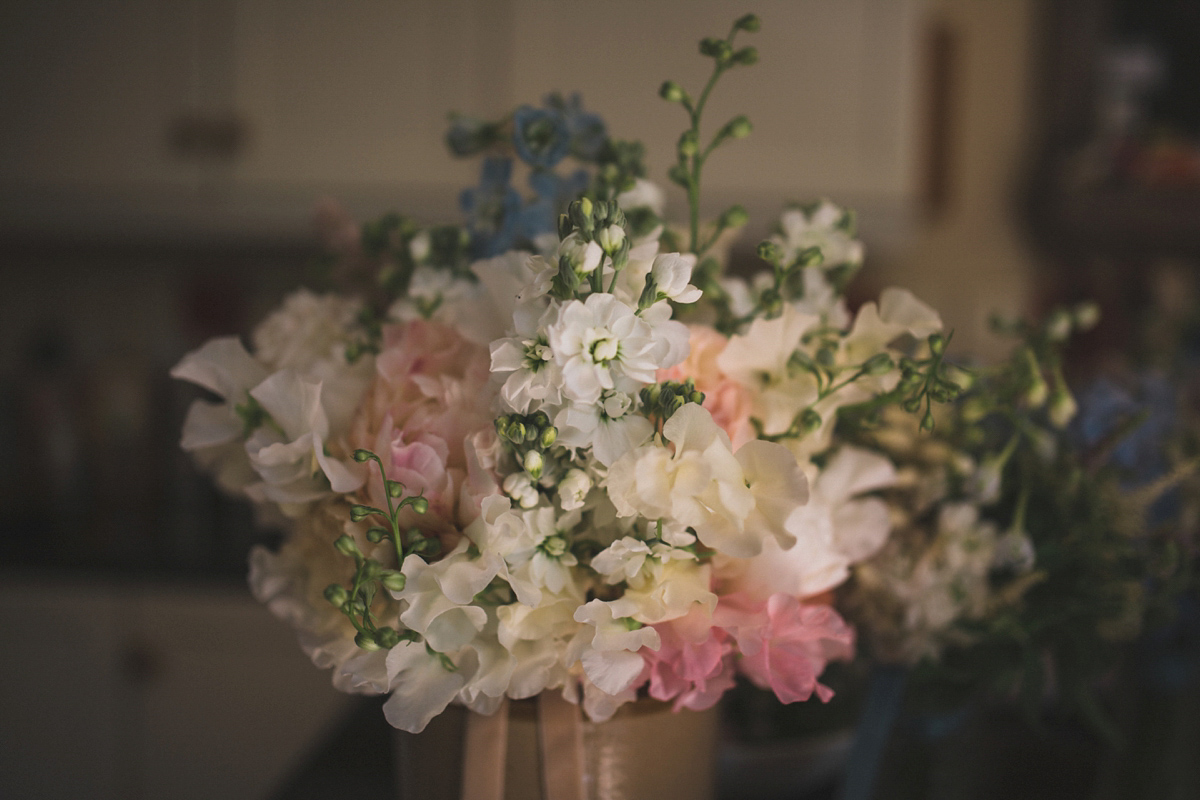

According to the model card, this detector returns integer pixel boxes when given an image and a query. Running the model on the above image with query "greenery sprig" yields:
[322,448,438,652]
[661,13,760,256]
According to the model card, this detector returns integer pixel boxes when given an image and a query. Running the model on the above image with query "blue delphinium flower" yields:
[545,92,607,161]
[512,106,571,169]
[1074,375,1175,479]
[460,157,523,258]
[517,168,591,240]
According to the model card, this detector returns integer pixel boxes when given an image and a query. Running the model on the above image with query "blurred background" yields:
[3,1,1200,798]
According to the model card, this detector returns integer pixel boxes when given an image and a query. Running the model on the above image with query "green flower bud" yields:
[508,421,527,444]
[1024,376,1049,407]
[678,130,699,157]
[921,409,935,431]
[350,505,375,523]
[862,353,895,377]
[902,397,923,414]
[667,164,690,187]
[386,480,405,498]
[721,205,749,228]
[334,535,361,557]
[800,409,822,435]
[557,213,572,241]
[540,426,558,449]
[374,627,401,649]
[531,411,551,429]
[690,391,705,405]
[699,37,724,58]
[366,527,388,543]
[732,46,758,66]
[756,240,782,264]
[659,80,685,103]
[725,115,752,139]
[568,199,593,233]
[352,449,375,463]
[362,559,383,579]
[381,572,407,593]
[355,631,382,651]
[597,224,626,254]
[410,496,429,515]
[928,333,947,356]
[734,13,761,32]
[1048,388,1077,428]
[324,584,349,606]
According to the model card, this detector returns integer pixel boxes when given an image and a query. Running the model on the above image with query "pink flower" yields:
[658,325,754,449]
[349,320,498,542]
[715,593,855,704]
[638,607,736,711]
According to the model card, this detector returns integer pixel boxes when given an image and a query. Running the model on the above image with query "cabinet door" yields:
[0,581,125,800]
[129,587,350,800]
[228,0,506,197]
[0,0,228,192]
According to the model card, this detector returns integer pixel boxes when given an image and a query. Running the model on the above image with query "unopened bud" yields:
[597,224,625,254]
[1048,388,1077,428]
[352,449,375,463]
[863,353,895,377]
[508,422,527,443]
[928,333,946,356]
[366,527,388,543]
[921,410,935,432]
[756,240,782,264]
[725,115,752,139]
[678,130,698,157]
[386,480,405,498]
[721,205,748,228]
[732,46,758,66]
[523,450,544,479]
[1025,376,1049,407]
[334,535,361,557]
[409,496,429,515]
[324,584,348,606]
[350,505,375,523]
[355,631,382,651]
[799,409,822,435]
[381,571,407,592]
[374,627,401,649]
[734,13,761,32]
[540,426,558,448]
[659,80,685,103]
[1045,310,1071,342]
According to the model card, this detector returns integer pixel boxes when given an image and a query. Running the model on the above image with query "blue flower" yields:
[1074,375,1175,480]
[512,106,571,169]
[545,92,607,161]
[460,157,523,258]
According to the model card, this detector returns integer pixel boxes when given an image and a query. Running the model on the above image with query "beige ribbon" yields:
[459,694,585,800]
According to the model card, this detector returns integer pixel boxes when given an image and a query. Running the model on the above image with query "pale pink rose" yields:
[714,593,855,704]
[658,325,754,449]
[349,320,498,545]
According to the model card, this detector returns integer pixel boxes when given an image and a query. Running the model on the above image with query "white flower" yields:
[772,200,863,270]
[557,468,593,511]
[617,178,666,217]
[548,293,660,405]
[242,370,365,508]
[607,557,715,625]
[382,640,468,733]
[571,599,660,695]
[490,300,562,413]
[840,288,942,367]
[502,472,540,509]
[171,337,267,489]
[649,252,702,304]
[252,289,362,372]
[554,390,654,467]
[497,598,579,698]
[606,403,806,558]
[394,540,502,653]
[558,232,604,274]
[720,446,897,599]
[590,537,654,584]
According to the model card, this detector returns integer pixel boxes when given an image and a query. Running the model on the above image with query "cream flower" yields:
[554,390,654,467]
[571,599,661,695]
[252,289,362,372]
[548,293,661,404]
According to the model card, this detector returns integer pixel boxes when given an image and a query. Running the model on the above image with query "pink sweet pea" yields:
[639,607,737,711]
[715,592,855,703]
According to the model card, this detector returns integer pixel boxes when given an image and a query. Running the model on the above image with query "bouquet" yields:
[173,15,964,734]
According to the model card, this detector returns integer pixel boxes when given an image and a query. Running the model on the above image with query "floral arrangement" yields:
[173,15,975,733]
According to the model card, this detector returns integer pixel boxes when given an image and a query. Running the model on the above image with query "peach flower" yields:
[658,325,755,449]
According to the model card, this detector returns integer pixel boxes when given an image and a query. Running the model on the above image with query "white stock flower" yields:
[554,390,654,467]
[772,200,863,269]
[548,293,661,405]
[558,232,604,274]
[489,300,562,413]
[502,472,540,509]
[557,468,593,511]
[649,253,702,304]
[616,178,666,217]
